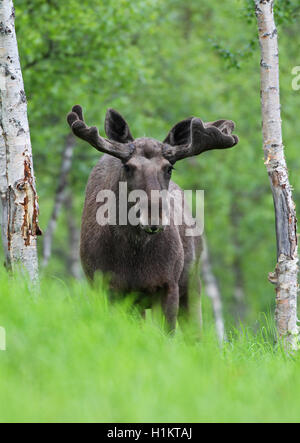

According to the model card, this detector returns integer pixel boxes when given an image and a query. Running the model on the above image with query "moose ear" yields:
[163,117,193,146]
[104,108,134,143]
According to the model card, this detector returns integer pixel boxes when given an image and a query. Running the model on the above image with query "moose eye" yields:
[165,165,174,176]
[123,164,134,174]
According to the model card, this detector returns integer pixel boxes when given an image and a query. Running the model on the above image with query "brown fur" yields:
[80,143,201,332]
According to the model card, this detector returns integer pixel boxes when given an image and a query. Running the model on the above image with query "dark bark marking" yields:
[269,170,297,259]
[19,90,26,104]
[0,22,12,35]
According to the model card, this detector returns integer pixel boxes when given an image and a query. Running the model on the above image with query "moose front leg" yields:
[162,283,179,334]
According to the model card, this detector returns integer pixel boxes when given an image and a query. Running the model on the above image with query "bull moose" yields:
[67,105,238,332]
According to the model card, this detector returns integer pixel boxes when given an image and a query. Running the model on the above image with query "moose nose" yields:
[140,225,164,235]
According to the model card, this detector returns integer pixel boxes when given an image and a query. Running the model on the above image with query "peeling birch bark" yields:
[0,0,41,280]
[201,235,226,343]
[255,0,299,349]
[42,134,75,267]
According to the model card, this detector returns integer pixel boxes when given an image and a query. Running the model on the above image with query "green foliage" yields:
[6,0,300,325]
[0,271,299,422]
[243,0,300,25]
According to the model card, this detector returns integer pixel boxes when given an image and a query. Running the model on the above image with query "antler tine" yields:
[67,105,134,161]
[164,117,239,163]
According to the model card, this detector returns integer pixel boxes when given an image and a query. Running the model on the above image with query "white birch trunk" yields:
[255,0,299,349]
[0,0,41,280]
[65,190,81,279]
[201,235,226,343]
[42,134,75,267]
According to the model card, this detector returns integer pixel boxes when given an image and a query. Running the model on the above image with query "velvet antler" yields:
[163,117,239,163]
[67,105,134,161]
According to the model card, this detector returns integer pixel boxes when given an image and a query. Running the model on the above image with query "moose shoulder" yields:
[67,105,239,332]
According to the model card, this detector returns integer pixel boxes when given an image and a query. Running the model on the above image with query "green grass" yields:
[0,270,299,423]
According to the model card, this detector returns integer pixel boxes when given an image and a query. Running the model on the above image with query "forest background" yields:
[0,0,300,422]
[9,0,300,327]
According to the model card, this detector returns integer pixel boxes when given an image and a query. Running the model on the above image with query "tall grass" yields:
[0,269,299,423]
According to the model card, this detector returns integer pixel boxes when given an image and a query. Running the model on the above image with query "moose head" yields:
[67,105,238,234]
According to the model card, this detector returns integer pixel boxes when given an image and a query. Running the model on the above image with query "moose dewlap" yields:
[67,105,239,332]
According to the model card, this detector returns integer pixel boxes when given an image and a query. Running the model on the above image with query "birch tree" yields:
[201,235,226,343]
[42,134,75,268]
[0,0,41,280]
[255,0,299,349]
[65,191,81,279]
